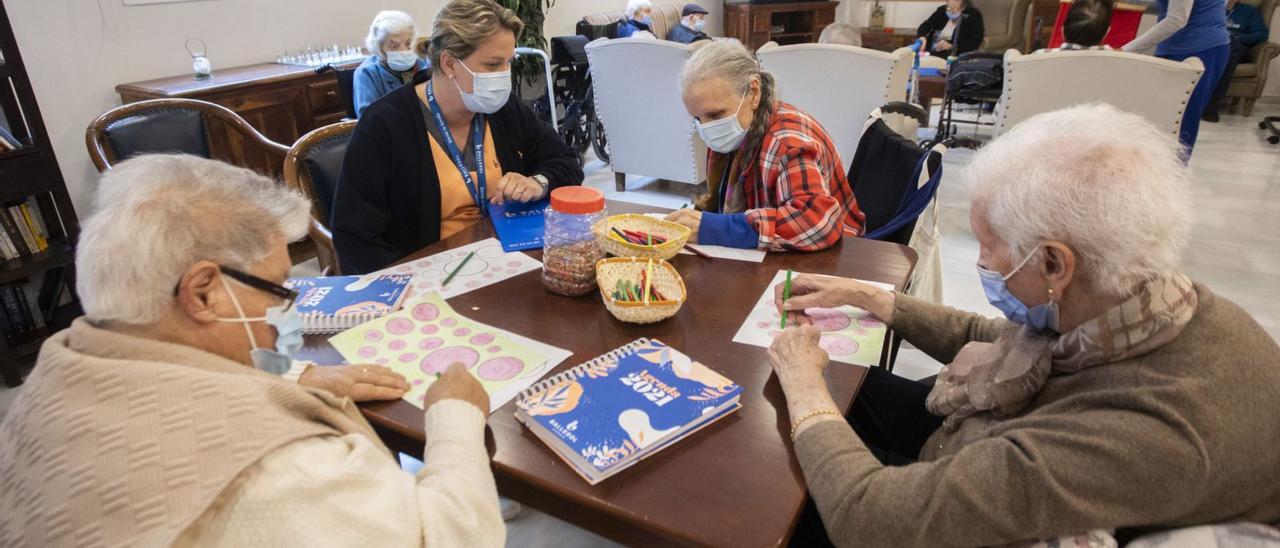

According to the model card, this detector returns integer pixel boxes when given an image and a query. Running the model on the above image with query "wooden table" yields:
[300,201,917,546]
[860,27,921,53]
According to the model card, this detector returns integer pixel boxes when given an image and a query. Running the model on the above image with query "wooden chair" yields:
[283,121,356,276]
[85,98,288,174]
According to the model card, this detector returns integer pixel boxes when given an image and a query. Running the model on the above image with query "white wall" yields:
[9,0,446,219]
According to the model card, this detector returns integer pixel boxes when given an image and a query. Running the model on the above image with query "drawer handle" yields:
[325,90,337,97]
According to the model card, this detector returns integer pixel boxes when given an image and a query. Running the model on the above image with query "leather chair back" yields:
[102,108,210,162]
[284,121,356,275]
[994,49,1203,138]
[586,38,705,186]
[86,98,288,174]
[758,42,914,173]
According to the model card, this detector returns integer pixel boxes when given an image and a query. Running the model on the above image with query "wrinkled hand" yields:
[773,274,896,326]
[298,364,411,402]
[663,209,702,243]
[423,363,490,414]
[492,173,545,205]
[936,39,953,51]
[773,274,855,325]
[768,326,830,390]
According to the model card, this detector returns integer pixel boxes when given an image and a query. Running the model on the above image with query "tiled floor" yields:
[1,106,1277,546]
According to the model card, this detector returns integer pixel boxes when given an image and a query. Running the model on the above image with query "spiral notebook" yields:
[285,274,414,333]
[488,198,548,252]
[515,338,742,485]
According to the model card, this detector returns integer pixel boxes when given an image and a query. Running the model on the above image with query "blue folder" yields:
[488,198,549,252]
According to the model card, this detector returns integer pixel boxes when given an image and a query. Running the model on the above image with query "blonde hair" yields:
[428,0,524,72]
[681,39,778,158]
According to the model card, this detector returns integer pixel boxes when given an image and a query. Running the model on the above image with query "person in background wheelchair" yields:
[617,0,657,39]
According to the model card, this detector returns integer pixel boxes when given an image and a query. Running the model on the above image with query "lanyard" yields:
[425,80,488,217]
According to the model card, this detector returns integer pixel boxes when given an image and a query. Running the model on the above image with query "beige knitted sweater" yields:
[794,284,1280,547]
[0,319,503,547]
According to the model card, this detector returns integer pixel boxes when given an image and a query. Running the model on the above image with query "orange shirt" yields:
[418,84,504,240]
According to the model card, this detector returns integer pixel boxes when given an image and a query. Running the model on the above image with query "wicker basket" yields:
[599,214,691,261]
[596,257,687,324]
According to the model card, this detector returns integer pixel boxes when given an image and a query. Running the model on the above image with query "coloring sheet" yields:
[641,213,767,263]
[329,292,567,413]
[732,270,894,367]
[372,238,542,300]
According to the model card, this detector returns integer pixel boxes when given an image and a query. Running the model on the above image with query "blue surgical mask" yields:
[695,90,749,153]
[385,49,418,72]
[641,15,653,26]
[977,246,1061,332]
[946,11,962,20]
[694,19,706,32]
[217,275,304,375]
[453,59,512,114]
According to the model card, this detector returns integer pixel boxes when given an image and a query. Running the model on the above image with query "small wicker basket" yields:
[596,257,687,324]
[599,214,692,261]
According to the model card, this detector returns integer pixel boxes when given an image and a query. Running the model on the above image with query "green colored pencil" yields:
[442,251,475,287]
[781,270,793,329]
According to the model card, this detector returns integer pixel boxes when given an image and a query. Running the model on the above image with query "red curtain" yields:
[1048,1,1145,49]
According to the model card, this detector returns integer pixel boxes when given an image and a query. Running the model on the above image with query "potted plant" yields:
[869,0,886,29]
[499,0,557,92]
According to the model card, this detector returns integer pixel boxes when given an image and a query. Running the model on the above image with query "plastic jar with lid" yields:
[542,186,607,296]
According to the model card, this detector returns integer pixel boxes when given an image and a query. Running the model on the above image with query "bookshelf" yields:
[0,1,81,387]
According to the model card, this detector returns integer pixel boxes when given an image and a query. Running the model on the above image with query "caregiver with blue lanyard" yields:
[1123,0,1230,156]
[332,0,583,275]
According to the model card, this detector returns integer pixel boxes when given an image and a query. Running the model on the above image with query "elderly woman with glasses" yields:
[0,155,505,546]
[767,104,1280,546]
[353,10,429,117]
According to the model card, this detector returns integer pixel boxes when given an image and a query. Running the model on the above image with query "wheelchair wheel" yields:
[585,87,610,164]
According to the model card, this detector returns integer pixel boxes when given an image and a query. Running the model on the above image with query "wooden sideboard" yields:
[861,27,923,52]
[724,1,839,51]
[116,61,358,176]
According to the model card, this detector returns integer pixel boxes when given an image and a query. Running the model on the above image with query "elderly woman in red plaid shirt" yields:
[664,39,865,251]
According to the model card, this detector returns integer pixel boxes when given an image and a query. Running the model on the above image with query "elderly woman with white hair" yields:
[617,0,657,38]
[665,39,865,251]
[353,10,429,117]
[0,155,506,546]
[766,104,1280,546]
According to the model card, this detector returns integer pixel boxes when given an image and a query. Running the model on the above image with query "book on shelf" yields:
[284,274,414,334]
[515,338,742,485]
[0,278,55,343]
[0,197,53,260]
[0,125,22,151]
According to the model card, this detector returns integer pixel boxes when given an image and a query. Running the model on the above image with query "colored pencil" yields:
[442,251,475,287]
[643,260,653,305]
[684,243,713,260]
[781,270,793,329]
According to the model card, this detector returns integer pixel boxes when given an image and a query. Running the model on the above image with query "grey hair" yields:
[681,39,778,160]
[625,0,653,19]
[77,155,311,325]
[968,103,1193,298]
[819,23,862,47]
[365,10,417,59]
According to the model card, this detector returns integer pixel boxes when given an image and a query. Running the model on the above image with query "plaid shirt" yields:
[703,102,865,251]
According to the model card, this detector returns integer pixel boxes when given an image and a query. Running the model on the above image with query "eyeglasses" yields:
[173,265,299,311]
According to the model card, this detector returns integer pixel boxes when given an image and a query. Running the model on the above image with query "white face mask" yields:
[695,89,750,153]
[385,49,418,72]
[694,19,706,32]
[452,58,512,114]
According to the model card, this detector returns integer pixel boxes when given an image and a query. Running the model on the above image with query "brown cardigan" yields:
[794,283,1280,547]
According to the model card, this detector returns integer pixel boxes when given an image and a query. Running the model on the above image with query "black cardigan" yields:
[916,5,985,57]
[331,72,583,274]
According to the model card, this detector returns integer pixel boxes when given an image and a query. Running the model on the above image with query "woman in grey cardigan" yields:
[768,103,1280,547]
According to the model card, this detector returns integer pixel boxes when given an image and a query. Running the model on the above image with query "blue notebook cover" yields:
[517,338,742,483]
[488,198,548,252]
[285,274,413,332]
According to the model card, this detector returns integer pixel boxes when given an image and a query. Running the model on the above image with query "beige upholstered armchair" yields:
[1224,0,1279,116]
[972,0,1034,51]
[580,3,685,40]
